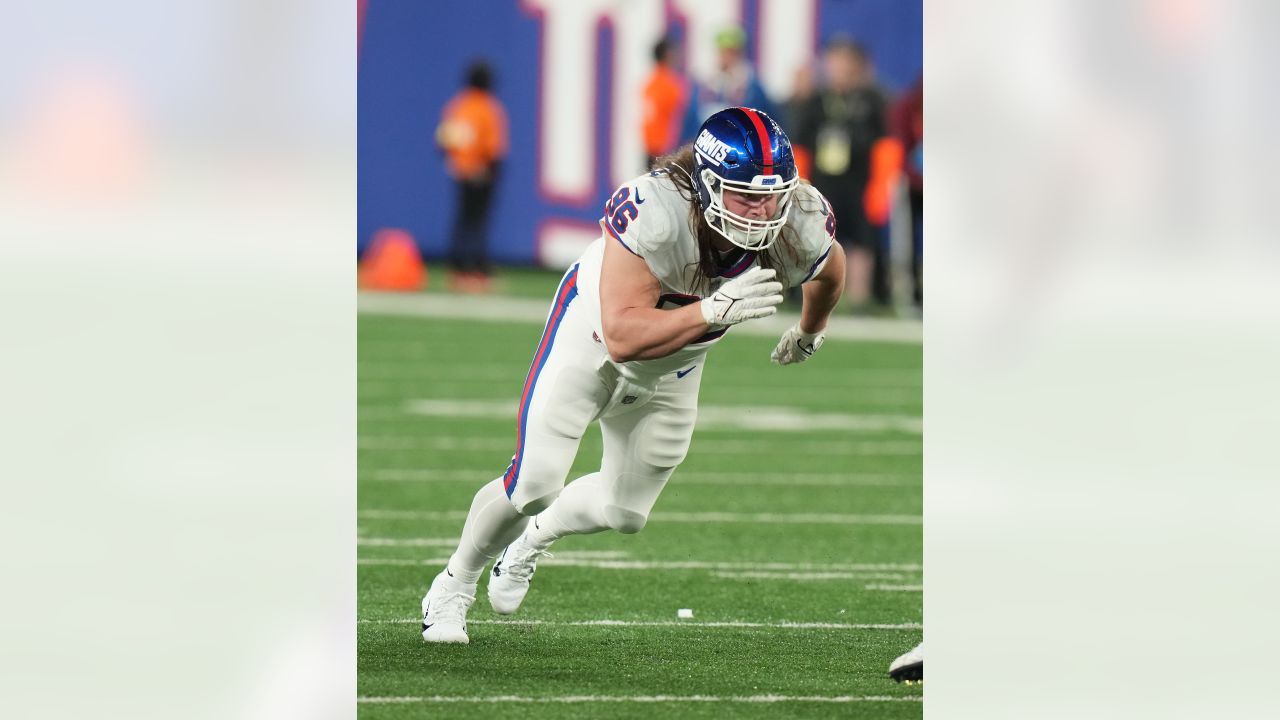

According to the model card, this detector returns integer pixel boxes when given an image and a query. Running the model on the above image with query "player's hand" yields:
[699,267,783,327]
[770,323,825,365]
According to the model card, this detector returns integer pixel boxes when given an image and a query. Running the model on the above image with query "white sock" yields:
[526,472,610,549]
[445,477,530,584]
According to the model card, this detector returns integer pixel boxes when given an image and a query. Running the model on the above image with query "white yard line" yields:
[864,584,924,592]
[360,365,922,388]
[358,291,922,344]
[361,468,919,487]
[710,570,912,581]
[356,537,458,547]
[359,510,469,521]
[359,436,504,451]
[363,618,922,631]
[696,405,921,433]
[355,540,626,559]
[358,509,921,525]
[359,694,922,704]
[356,553,921,573]
[649,511,921,525]
[396,399,922,435]
[358,435,921,456]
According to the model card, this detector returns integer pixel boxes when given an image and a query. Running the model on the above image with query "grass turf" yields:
[358,289,923,718]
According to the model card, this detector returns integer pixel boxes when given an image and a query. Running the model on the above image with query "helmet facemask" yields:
[698,167,797,251]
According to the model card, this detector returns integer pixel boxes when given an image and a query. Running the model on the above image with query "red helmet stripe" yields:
[741,107,774,173]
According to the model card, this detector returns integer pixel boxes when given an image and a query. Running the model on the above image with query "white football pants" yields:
[446,264,702,581]
[503,264,702,520]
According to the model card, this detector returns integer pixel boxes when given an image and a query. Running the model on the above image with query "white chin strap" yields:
[701,168,796,251]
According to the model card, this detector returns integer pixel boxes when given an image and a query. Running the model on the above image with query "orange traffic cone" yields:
[358,228,427,291]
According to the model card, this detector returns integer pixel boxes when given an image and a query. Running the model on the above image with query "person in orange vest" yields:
[642,36,687,169]
[436,61,509,292]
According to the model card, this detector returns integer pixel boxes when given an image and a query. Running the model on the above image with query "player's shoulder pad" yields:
[789,184,837,239]
[600,172,677,258]
[788,184,839,282]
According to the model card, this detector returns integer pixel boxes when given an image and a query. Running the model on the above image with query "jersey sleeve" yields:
[598,174,673,260]
[785,185,839,286]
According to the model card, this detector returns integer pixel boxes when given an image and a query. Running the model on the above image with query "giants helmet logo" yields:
[695,129,733,166]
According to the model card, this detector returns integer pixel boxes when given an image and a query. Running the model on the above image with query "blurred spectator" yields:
[791,37,891,309]
[785,63,817,179]
[890,75,923,306]
[680,25,777,143]
[436,60,508,292]
[642,36,687,169]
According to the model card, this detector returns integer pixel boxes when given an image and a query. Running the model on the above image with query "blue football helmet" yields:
[692,107,799,250]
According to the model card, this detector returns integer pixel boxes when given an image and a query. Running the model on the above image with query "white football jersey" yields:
[575,169,837,382]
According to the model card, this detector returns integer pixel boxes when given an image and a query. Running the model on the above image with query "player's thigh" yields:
[505,304,611,512]
[598,379,699,514]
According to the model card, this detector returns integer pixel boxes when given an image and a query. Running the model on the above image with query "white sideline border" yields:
[359,694,922,704]
[357,509,922,525]
[355,552,922,573]
[363,618,922,631]
[710,570,912,582]
[357,434,922,456]
[358,291,922,344]
[360,364,922,388]
[399,399,923,434]
[361,467,920,487]
[361,558,920,586]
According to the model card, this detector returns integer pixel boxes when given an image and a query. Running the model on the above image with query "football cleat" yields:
[487,536,552,615]
[421,569,476,644]
[888,642,923,683]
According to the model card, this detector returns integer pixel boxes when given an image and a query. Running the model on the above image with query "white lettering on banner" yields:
[608,2,663,186]
[524,0,614,204]
[757,0,817,102]
[536,221,600,269]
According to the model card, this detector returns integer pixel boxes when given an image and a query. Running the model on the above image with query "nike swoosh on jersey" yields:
[634,187,645,204]
[676,365,697,379]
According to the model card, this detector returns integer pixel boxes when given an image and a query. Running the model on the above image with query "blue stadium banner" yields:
[359,0,921,268]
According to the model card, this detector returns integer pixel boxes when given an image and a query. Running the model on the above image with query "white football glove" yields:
[699,267,784,327]
[771,323,825,365]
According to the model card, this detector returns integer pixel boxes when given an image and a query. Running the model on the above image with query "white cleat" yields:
[421,570,476,644]
[889,642,923,683]
[487,536,552,615]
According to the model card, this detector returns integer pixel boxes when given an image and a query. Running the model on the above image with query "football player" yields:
[421,107,845,643]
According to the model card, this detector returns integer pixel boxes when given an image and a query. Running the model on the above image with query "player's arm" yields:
[599,238,784,362]
[772,241,845,366]
[800,241,845,334]
[598,238,715,363]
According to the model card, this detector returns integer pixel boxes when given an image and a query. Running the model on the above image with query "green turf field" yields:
[358,290,923,717]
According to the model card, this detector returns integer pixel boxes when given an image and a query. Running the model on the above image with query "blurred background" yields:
[358,0,922,315]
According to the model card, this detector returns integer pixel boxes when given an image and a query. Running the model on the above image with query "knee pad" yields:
[603,504,648,534]
[509,487,561,517]
[636,416,695,468]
